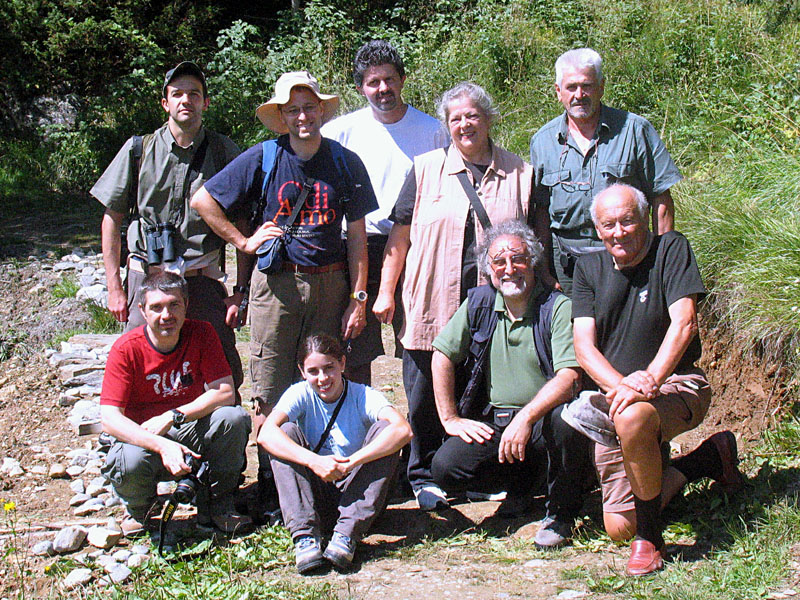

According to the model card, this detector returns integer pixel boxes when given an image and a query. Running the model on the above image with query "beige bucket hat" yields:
[256,71,339,134]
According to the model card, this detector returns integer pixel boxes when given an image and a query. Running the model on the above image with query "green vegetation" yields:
[51,276,80,299]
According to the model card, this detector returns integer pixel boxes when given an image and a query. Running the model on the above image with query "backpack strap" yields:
[457,285,500,418]
[252,139,280,228]
[127,135,144,224]
[530,288,562,381]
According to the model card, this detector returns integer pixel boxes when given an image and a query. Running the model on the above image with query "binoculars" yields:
[145,223,178,265]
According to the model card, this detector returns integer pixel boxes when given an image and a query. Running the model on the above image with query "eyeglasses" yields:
[554,139,598,192]
[281,104,320,118]
[490,253,531,271]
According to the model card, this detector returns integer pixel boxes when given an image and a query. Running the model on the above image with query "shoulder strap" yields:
[531,288,562,381]
[284,179,315,228]
[455,171,492,230]
[127,135,144,223]
[312,380,349,454]
[456,285,500,418]
[260,139,280,196]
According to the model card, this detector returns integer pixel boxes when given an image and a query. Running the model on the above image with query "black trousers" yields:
[431,403,591,521]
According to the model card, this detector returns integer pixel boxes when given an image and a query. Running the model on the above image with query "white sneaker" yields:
[415,485,449,511]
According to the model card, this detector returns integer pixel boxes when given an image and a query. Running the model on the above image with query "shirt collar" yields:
[444,139,508,179]
[158,122,206,152]
[557,104,611,144]
[493,281,545,320]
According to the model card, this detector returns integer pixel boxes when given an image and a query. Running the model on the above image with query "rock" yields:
[63,370,104,388]
[104,495,121,508]
[53,262,77,271]
[74,500,103,516]
[29,465,47,475]
[77,284,108,306]
[523,559,547,568]
[95,554,117,570]
[58,393,79,407]
[53,526,88,553]
[66,465,84,477]
[557,592,586,599]
[112,549,132,562]
[49,463,68,479]
[86,483,104,497]
[32,541,55,556]
[69,493,90,507]
[107,563,132,584]
[0,457,22,475]
[62,567,93,590]
[69,479,85,494]
[68,333,121,349]
[89,475,107,487]
[87,526,122,550]
[105,517,121,532]
[60,364,105,383]
[131,544,149,555]
[127,553,147,569]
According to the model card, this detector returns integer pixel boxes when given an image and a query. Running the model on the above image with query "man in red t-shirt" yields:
[101,271,252,535]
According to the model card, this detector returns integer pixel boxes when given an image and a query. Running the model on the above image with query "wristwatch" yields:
[233,285,248,295]
[171,409,186,427]
[351,290,368,302]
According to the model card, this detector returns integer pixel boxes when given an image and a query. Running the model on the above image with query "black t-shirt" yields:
[572,231,706,376]
[205,135,377,266]
[390,162,488,302]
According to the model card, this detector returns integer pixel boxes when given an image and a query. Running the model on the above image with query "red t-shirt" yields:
[100,319,232,424]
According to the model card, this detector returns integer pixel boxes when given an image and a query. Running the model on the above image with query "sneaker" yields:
[294,536,326,574]
[415,485,449,511]
[323,532,356,570]
[533,517,573,549]
[199,511,253,535]
[496,491,535,518]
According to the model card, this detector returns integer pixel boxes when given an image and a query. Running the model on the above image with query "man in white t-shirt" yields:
[322,40,447,384]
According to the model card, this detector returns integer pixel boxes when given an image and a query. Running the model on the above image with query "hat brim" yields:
[255,85,339,134]
[561,391,619,448]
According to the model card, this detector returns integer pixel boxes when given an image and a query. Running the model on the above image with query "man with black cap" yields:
[91,61,244,392]
[191,71,377,519]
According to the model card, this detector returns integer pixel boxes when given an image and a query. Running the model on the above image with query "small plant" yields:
[51,276,80,299]
[1,498,32,600]
[84,301,122,335]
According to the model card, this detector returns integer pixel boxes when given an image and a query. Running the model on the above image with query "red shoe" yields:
[626,539,665,576]
[708,431,745,493]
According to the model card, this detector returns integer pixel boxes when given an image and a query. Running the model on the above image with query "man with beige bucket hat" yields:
[191,71,377,519]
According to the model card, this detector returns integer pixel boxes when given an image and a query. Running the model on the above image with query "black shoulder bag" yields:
[455,171,492,230]
[256,178,316,274]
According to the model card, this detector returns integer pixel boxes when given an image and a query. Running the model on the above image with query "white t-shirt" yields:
[322,105,447,235]
[274,380,391,457]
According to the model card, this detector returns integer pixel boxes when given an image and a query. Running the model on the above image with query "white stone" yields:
[76,284,108,305]
[86,483,104,497]
[89,475,107,487]
[69,493,90,507]
[0,457,21,475]
[127,553,147,569]
[29,465,47,475]
[62,567,93,590]
[53,526,88,553]
[105,517,121,532]
[131,544,149,555]
[112,549,132,562]
[66,465,84,477]
[524,559,548,568]
[556,592,586,599]
[107,564,132,584]
[32,541,55,556]
[104,495,121,508]
[95,554,117,570]
[87,526,122,550]
[69,479,85,494]
[74,500,103,516]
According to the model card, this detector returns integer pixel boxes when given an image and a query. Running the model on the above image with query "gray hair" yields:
[436,82,499,125]
[555,48,604,86]
[477,220,544,281]
[590,184,650,225]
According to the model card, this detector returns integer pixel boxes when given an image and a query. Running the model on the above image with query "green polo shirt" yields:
[432,285,578,409]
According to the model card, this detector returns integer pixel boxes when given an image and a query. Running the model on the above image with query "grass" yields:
[51,276,80,299]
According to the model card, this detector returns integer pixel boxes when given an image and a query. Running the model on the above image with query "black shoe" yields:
[496,492,535,518]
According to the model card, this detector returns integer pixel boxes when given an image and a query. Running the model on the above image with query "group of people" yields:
[93,43,744,577]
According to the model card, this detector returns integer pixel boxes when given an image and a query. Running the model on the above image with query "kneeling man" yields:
[572,184,743,576]
[101,271,252,535]
[430,220,590,549]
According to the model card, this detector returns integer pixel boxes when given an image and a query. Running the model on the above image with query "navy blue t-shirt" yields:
[204,135,377,266]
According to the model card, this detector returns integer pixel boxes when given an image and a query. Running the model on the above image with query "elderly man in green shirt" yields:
[430,219,590,549]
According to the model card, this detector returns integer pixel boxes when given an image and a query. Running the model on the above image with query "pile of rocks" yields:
[46,333,120,436]
[32,517,151,589]
[47,248,120,308]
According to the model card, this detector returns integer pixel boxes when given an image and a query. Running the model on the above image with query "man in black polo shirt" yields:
[572,183,743,576]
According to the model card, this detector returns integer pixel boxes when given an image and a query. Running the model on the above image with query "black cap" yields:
[163,61,207,98]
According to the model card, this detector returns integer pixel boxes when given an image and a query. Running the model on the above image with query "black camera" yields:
[145,222,178,265]
[172,454,209,505]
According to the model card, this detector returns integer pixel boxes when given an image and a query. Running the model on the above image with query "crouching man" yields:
[572,184,744,576]
[430,220,591,548]
[100,271,252,536]
[259,334,412,574]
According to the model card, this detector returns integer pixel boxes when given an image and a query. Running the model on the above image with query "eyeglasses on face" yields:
[281,103,320,118]
[490,253,531,271]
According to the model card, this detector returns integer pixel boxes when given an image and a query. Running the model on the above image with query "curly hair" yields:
[353,40,405,87]
[476,220,544,281]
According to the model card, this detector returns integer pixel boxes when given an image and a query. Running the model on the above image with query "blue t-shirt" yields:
[204,135,377,266]
[274,380,391,457]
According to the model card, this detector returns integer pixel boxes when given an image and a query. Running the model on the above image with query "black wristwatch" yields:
[171,409,186,427]
[233,284,249,295]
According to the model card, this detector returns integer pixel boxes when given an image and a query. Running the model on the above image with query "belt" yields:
[281,261,346,274]
[128,257,204,278]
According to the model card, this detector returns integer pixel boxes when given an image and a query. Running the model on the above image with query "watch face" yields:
[354,291,368,302]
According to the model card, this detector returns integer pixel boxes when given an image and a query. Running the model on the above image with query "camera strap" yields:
[312,379,348,454]
[158,498,179,556]
[173,136,210,225]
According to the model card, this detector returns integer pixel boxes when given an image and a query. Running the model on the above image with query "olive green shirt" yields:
[433,284,578,409]
[90,123,240,261]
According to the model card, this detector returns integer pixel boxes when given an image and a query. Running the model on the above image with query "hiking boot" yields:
[323,532,356,570]
[294,536,326,574]
[496,491,535,518]
[415,485,449,511]
[533,517,573,549]
[708,431,745,493]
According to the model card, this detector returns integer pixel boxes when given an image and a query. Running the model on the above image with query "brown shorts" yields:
[595,369,712,514]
